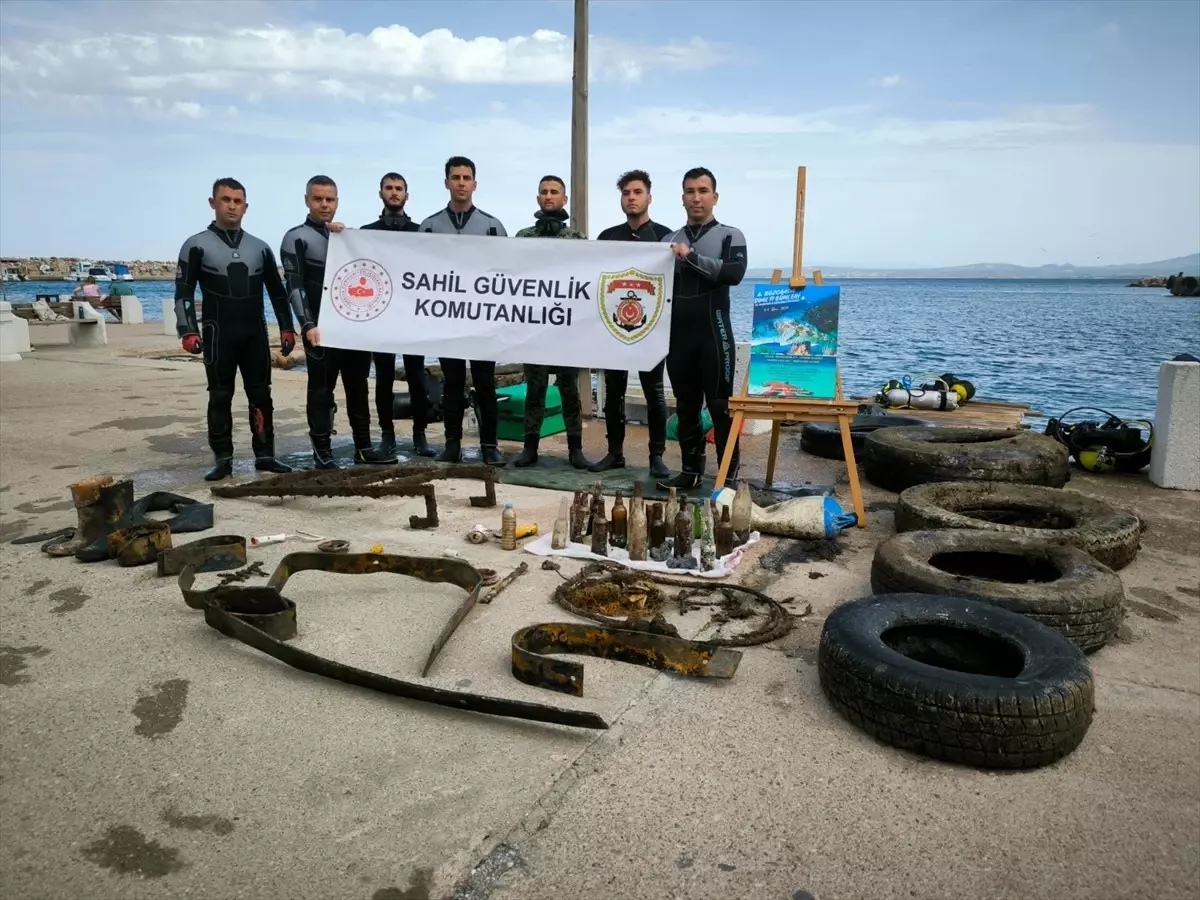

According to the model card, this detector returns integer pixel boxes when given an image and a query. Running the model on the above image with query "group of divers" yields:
[173,157,749,491]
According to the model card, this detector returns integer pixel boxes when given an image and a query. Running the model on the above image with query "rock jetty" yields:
[0,257,175,280]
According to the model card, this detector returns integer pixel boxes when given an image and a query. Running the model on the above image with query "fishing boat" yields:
[111,263,134,281]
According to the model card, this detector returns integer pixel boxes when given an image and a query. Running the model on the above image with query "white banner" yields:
[318,229,676,369]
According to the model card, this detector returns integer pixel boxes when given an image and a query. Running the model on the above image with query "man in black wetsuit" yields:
[419,156,507,467]
[360,172,437,458]
[590,169,673,478]
[659,167,748,490]
[175,177,298,481]
[280,175,395,469]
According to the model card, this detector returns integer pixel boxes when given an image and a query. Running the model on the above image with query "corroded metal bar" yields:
[511,622,743,698]
[206,586,297,641]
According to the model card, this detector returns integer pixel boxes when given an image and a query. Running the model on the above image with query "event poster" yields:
[317,229,675,371]
[746,282,841,400]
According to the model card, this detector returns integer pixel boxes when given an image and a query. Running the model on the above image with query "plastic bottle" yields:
[551,497,569,550]
[501,503,517,551]
[732,478,753,545]
[611,491,627,549]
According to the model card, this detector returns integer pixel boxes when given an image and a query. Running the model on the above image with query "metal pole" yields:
[570,0,588,237]
[571,0,594,415]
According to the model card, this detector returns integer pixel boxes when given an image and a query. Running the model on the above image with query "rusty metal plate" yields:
[511,622,743,697]
[205,585,297,640]
[157,535,247,577]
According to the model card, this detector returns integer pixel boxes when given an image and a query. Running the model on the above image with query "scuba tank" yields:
[1043,406,1155,473]
[876,372,975,411]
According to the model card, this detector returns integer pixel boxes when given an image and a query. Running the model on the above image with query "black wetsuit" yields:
[280,217,377,463]
[660,219,748,483]
[174,222,298,465]
[593,219,674,474]
[418,204,508,464]
[360,209,435,454]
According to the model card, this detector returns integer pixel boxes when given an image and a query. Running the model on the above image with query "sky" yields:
[1,0,1198,269]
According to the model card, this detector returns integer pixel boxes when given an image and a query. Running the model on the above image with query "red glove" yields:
[280,331,296,356]
[181,334,202,355]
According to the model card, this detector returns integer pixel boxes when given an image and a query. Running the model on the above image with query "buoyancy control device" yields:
[1043,406,1155,473]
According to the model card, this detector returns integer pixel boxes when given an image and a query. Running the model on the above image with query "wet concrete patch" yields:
[0,518,33,542]
[1130,587,1194,615]
[49,587,89,615]
[96,416,201,431]
[758,538,842,572]
[867,500,896,513]
[51,464,80,471]
[162,806,235,836]
[23,578,52,596]
[374,868,434,900]
[14,497,75,515]
[132,678,190,739]
[81,825,185,878]
[146,434,205,456]
[0,485,9,493]
[1175,584,1200,599]
[1125,599,1181,624]
[0,645,50,686]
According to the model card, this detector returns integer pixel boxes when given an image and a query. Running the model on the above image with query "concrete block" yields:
[68,301,108,348]
[162,299,177,336]
[1149,360,1200,491]
[0,301,28,361]
[119,295,144,325]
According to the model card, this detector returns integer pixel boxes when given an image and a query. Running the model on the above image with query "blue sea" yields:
[6,277,1196,424]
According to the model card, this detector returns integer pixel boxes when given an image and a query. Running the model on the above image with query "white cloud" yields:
[870,74,903,89]
[0,21,729,111]
[1101,22,1120,36]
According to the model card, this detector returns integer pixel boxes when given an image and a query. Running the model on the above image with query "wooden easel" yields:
[713,166,867,528]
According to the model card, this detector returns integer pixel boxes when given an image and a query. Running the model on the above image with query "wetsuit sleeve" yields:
[279,235,317,332]
[262,247,296,333]
[173,241,202,338]
[685,226,748,287]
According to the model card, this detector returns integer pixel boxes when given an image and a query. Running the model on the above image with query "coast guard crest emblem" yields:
[598,268,665,344]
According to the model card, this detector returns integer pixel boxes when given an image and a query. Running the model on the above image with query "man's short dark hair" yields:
[682,167,717,191]
[445,156,476,178]
[539,175,566,190]
[212,177,246,197]
[306,175,337,193]
[617,170,651,192]
[380,172,407,189]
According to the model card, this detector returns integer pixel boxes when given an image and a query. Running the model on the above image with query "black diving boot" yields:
[438,439,462,464]
[658,454,703,492]
[204,458,234,481]
[513,436,539,468]
[411,429,438,458]
[355,445,398,465]
[256,457,292,474]
[567,434,592,470]
[311,433,340,470]
[377,430,397,459]
[647,441,671,479]
[481,443,507,467]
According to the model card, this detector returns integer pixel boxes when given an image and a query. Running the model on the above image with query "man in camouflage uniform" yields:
[512,175,593,469]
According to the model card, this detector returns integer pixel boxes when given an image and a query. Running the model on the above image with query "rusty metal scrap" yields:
[180,558,608,731]
[208,462,498,529]
[262,551,486,677]
[157,535,247,577]
[511,622,743,697]
[481,562,528,604]
[554,562,796,647]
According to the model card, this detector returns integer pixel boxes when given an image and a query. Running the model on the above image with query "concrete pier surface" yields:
[2,325,1198,900]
